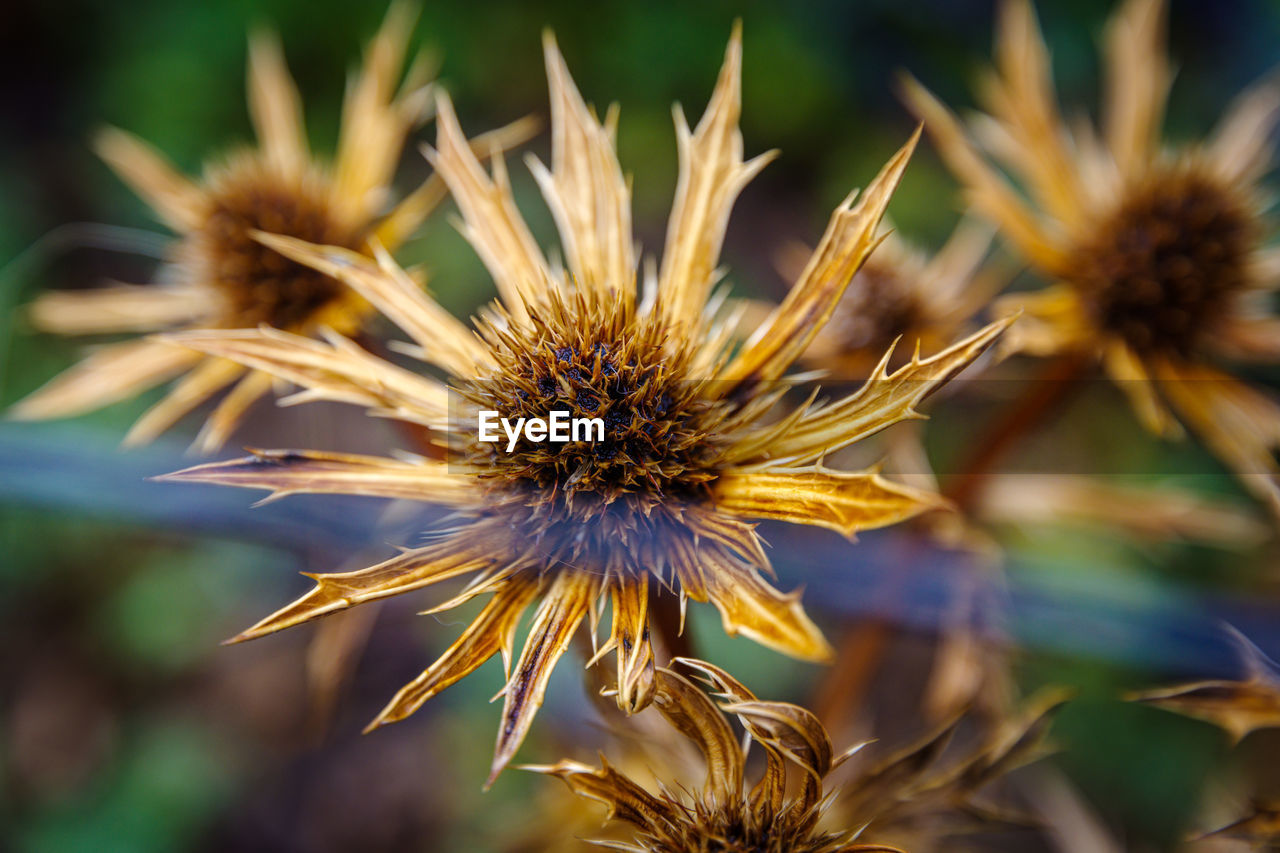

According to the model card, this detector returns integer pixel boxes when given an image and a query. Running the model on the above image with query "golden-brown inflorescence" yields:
[529,661,882,853]
[529,659,1066,852]
[154,24,1013,782]
[903,0,1280,514]
[10,3,534,453]
[1066,165,1257,360]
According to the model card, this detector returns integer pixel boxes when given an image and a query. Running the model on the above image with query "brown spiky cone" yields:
[528,659,1065,852]
[156,23,1013,782]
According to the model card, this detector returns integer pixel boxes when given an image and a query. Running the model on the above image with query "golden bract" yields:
[157,25,1011,783]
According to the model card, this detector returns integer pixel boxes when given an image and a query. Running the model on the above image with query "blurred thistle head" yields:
[11,3,531,453]
[530,660,869,853]
[903,0,1280,515]
[795,218,1000,378]
[529,659,1065,852]
[156,23,1011,782]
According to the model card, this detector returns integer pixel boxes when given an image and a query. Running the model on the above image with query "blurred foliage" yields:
[2,1,1280,851]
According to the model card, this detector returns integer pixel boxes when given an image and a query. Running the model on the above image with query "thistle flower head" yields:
[11,4,531,452]
[530,661,872,853]
[903,0,1280,514]
[529,659,1065,852]
[156,24,1011,782]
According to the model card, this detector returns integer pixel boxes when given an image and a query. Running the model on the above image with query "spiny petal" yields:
[490,571,595,786]
[94,127,207,232]
[920,216,999,316]
[524,758,676,835]
[671,658,758,703]
[720,699,832,810]
[28,283,211,335]
[730,315,1014,466]
[899,74,1067,274]
[1157,360,1280,518]
[994,283,1089,357]
[157,448,470,505]
[123,355,245,448]
[333,0,430,219]
[252,232,493,376]
[247,29,308,178]
[1129,629,1280,744]
[530,31,635,303]
[8,338,200,422]
[1103,0,1170,176]
[609,575,656,714]
[720,128,919,388]
[714,463,947,538]
[158,326,450,427]
[1100,339,1178,438]
[368,577,539,731]
[1207,77,1280,184]
[657,21,777,330]
[692,545,833,662]
[652,667,744,804]
[959,686,1072,787]
[374,114,542,250]
[227,540,492,643]
[982,0,1084,228]
[426,92,551,323]
[669,659,786,816]
[979,475,1266,547]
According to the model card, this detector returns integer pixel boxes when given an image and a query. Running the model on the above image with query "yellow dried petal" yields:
[158,447,469,505]
[715,464,946,539]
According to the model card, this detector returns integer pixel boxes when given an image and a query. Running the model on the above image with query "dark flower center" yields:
[197,170,359,330]
[469,324,723,515]
[1071,169,1255,358]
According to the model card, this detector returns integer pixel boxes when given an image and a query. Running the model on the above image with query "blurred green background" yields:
[2,1,1280,850]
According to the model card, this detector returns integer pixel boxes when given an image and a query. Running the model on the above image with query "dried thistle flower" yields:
[529,659,1065,852]
[903,0,1280,515]
[795,218,999,378]
[156,25,1010,781]
[530,660,878,853]
[11,4,529,452]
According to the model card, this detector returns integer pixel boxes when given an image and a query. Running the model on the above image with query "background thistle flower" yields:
[9,3,532,453]
[6,2,1280,849]
[154,25,1011,782]
[528,659,1064,852]
[903,0,1280,515]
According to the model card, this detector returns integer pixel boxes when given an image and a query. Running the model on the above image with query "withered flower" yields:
[12,4,528,452]
[157,25,1010,781]
[796,218,999,378]
[530,659,1064,852]
[904,0,1280,514]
